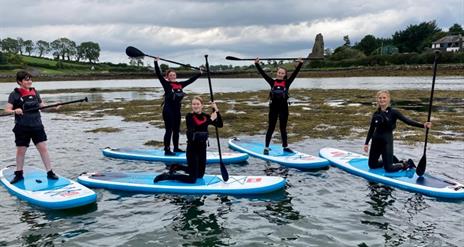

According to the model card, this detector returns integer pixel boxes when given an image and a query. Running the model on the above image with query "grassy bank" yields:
[1,63,462,82]
[52,88,464,145]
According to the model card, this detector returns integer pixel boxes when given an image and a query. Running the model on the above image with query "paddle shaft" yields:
[422,55,438,152]
[204,54,229,182]
[226,56,323,61]
[416,53,439,176]
[126,46,201,70]
[0,97,88,117]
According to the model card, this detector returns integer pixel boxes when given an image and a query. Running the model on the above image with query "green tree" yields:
[392,20,442,52]
[76,45,85,62]
[51,37,77,60]
[331,47,366,61]
[129,57,143,66]
[1,37,19,53]
[36,40,50,57]
[343,35,351,47]
[23,40,34,56]
[17,37,24,55]
[355,34,379,55]
[160,63,169,71]
[79,41,100,63]
[0,52,7,64]
[449,23,464,35]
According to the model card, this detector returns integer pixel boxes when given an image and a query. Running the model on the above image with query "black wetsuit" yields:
[365,107,424,172]
[157,112,223,183]
[8,88,47,147]
[154,61,202,152]
[255,62,303,148]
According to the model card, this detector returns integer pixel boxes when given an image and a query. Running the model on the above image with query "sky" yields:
[0,0,462,66]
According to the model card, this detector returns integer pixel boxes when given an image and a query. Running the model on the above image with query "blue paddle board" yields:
[0,166,97,209]
[102,147,249,164]
[228,138,329,169]
[319,148,464,199]
[78,171,285,195]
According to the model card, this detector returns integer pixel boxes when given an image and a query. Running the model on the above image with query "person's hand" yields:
[254,57,260,64]
[55,103,62,110]
[210,111,217,121]
[296,57,304,64]
[210,102,219,112]
[13,108,23,115]
[363,144,369,153]
[199,67,204,74]
[155,57,160,62]
[424,122,432,129]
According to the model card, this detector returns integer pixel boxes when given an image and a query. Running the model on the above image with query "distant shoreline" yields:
[0,64,462,83]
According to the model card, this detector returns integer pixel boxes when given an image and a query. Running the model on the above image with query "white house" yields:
[432,35,463,52]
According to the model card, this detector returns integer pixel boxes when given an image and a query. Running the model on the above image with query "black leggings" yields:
[368,134,404,172]
[161,141,207,183]
[162,108,181,151]
[265,102,288,147]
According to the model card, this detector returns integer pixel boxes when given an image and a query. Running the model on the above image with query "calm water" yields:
[0,77,463,246]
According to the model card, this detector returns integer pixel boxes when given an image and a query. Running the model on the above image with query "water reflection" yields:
[17,204,98,246]
[169,196,229,246]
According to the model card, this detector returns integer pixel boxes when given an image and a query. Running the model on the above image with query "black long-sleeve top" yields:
[365,107,424,145]
[154,61,202,107]
[255,62,303,90]
[186,112,223,142]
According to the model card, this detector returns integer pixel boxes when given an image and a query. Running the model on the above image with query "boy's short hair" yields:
[16,71,32,84]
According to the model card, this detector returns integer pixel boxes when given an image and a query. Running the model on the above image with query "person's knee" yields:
[368,159,381,169]
[35,142,49,153]
[16,147,27,155]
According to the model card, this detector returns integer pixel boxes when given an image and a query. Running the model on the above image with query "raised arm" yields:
[254,59,274,87]
[179,71,202,88]
[154,60,170,91]
[286,60,304,87]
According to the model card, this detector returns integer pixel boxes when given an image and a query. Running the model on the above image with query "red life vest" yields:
[17,87,37,97]
[168,82,185,103]
[270,80,287,100]
[14,87,40,111]
[170,82,183,90]
[192,114,207,126]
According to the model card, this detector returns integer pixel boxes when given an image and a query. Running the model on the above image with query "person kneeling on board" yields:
[363,90,432,172]
[154,96,223,183]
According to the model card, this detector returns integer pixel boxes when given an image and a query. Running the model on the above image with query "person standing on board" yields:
[154,96,223,183]
[364,90,432,172]
[4,71,59,183]
[154,58,202,156]
[254,58,304,155]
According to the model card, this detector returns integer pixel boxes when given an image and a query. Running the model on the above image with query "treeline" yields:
[0,37,100,63]
[307,21,464,68]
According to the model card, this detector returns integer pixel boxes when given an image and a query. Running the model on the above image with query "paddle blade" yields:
[416,155,426,176]
[220,162,229,182]
[126,46,145,58]
[225,56,241,61]
[84,97,89,102]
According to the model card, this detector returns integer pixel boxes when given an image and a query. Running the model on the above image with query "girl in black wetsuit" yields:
[154,96,223,183]
[364,90,432,172]
[154,58,202,155]
[254,58,304,154]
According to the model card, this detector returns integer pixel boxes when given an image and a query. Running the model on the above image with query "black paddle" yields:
[225,56,322,61]
[416,51,440,176]
[1,97,88,117]
[126,46,201,71]
[204,54,229,182]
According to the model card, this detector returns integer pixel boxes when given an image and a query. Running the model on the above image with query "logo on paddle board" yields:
[247,178,262,183]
